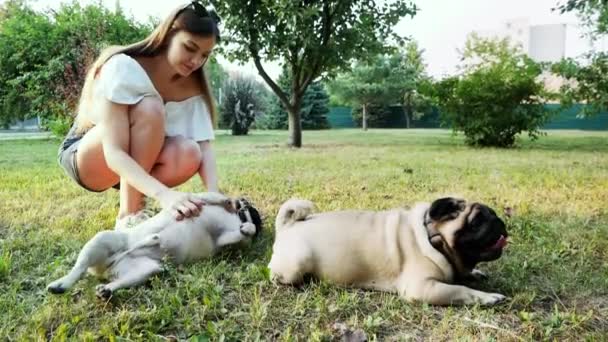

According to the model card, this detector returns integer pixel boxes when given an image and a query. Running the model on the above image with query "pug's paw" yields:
[47,279,68,294]
[95,284,113,300]
[477,292,506,306]
[240,222,256,237]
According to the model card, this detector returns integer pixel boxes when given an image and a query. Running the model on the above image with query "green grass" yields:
[1,129,607,340]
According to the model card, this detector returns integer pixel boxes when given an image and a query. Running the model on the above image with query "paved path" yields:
[0,131,54,141]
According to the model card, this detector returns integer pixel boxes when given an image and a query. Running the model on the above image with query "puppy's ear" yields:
[429,197,466,222]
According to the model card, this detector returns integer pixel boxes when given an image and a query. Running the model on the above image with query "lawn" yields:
[0,129,607,340]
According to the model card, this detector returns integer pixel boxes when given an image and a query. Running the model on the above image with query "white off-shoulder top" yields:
[91,53,214,141]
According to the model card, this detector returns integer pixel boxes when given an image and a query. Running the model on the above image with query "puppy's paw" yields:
[268,270,283,285]
[240,222,256,237]
[469,269,488,281]
[95,284,113,300]
[478,292,507,306]
[47,280,67,294]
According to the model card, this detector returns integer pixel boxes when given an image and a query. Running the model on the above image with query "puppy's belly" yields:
[159,224,215,264]
[108,254,160,280]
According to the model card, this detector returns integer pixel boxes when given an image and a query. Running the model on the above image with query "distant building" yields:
[529,23,567,62]
[473,18,597,99]
[473,18,581,63]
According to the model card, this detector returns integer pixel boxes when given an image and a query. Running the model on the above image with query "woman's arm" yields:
[99,101,168,198]
[99,100,203,218]
[198,140,219,192]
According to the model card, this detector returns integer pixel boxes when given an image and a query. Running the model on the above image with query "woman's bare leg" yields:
[75,98,202,218]
[118,98,166,217]
[118,136,202,216]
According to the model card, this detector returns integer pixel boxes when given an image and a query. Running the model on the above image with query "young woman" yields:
[58,2,221,228]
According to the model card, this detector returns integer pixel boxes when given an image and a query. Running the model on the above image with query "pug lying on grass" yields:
[269,197,508,306]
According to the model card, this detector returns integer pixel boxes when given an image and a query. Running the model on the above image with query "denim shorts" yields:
[58,134,119,192]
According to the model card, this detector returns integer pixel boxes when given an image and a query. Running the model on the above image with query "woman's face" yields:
[167,30,215,77]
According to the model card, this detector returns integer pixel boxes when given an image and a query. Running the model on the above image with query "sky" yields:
[20,0,606,79]
[396,0,597,77]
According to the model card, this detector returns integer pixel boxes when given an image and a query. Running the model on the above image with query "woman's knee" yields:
[176,138,202,171]
[129,97,165,131]
[166,137,201,175]
[154,137,201,186]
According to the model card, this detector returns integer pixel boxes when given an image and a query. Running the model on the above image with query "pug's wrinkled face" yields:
[234,197,263,237]
[428,197,508,269]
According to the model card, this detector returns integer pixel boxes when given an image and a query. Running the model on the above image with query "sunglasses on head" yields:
[186,1,221,24]
[190,1,209,16]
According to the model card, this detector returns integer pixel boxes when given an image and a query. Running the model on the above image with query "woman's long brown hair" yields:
[75,3,219,134]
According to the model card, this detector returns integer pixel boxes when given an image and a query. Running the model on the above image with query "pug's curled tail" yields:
[275,199,314,231]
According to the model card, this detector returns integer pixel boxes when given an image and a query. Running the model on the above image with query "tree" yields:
[0,1,54,128]
[219,74,265,135]
[328,56,393,130]
[300,82,331,130]
[555,0,608,37]
[433,34,552,147]
[552,0,608,116]
[350,104,391,128]
[552,52,608,117]
[261,69,330,130]
[0,1,151,131]
[385,41,433,128]
[210,0,417,147]
[328,45,434,129]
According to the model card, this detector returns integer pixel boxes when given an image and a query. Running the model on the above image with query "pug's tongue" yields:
[487,235,507,250]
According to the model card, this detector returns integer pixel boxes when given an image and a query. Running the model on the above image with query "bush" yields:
[46,115,73,138]
[552,52,608,117]
[0,1,151,129]
[433,35,552,147]
[219,75,264,135]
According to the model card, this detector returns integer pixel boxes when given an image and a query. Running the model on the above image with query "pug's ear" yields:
[429,197,466,222]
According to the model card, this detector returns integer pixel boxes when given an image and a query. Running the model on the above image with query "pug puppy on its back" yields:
[268,197,508,306]
[47,192,262,299]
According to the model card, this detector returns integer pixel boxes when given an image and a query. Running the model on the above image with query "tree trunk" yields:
[403,105,411,129]
[288,101,303,147]
[404,93,412,129]
[362,103,368,131]
[249,51,305,147]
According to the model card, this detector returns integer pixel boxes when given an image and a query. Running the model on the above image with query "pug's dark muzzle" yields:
[456,205,509,266]
[478,232,508,261]
[233,197,263,238]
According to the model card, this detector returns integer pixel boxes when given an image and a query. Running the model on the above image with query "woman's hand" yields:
[157,189,205,220]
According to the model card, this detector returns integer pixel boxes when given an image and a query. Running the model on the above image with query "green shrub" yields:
[219,75,264,135]
[0,1,151,130]
[47,115,73,137]
[433,35,552,147]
